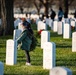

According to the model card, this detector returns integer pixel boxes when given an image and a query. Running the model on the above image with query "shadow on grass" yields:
[50,31,62,37]
[73,71,76,75]
[56,58,76,66]
[4,73,49,75]
[17,59,25,63]
[0,44,5,48]
[17,58,43,66]
[56,42,72,48]
[56,45,72,48]
[0,51,6,54]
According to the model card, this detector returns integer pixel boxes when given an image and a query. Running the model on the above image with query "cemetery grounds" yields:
[0,23,76,75]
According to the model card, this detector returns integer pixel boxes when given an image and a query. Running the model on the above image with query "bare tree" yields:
[68,0,75,6]
[64,0,68,18]
[63,0,75,18]
[39,0,48,16]
[14,0,55,16]
[33,0,41,15]
[0,2,1,18]
[0,0,14,35]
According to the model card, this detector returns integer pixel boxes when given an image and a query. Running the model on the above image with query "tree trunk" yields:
[39,0,49,17]
[1,0,14,35]
[64,0,68,18]
[0,1,1,18]
[34,1,40,15]
[44,0,49,17]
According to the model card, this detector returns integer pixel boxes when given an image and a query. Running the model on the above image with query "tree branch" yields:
[68,0,75,6]
[33,1,39,10]
[39,0,45,6]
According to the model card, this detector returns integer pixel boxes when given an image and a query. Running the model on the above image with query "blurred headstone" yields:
[43,42,56,69]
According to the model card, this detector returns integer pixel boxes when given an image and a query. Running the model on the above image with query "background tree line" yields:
[0,0,75,36]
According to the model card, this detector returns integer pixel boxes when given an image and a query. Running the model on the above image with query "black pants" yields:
[25,50,30,63]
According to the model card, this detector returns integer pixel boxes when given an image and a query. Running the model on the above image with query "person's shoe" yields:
[26,62,31,66]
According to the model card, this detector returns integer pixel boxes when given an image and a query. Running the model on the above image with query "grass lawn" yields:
[0,23,76,75]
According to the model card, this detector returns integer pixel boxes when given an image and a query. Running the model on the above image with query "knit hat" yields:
[22,21,30,27]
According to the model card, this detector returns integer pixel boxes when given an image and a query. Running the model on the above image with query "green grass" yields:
[0,23,76,75]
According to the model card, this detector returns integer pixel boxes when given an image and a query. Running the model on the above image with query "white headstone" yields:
[0,19,2,26]
[64,18,70,24]
[34,14,39,19]
[57,22,63,35]
[50,67,72,75]
[68,14,73,19]
[37,21,47,31]
[30,14,35,19]
[14,18,22,29]
[63,24,71,39]
[0,62,4,75]
[43,42,56,69]
[72,32,76,52]
[45,18,49,25]
[18,14,23,18]
[26,18,31,24]
[41,31,50,49]
[22,14,26,18]
[14,14,19,18]
[13,29,22,40]
[71,20,75,27]
[48,19,53,28]
[6,39,17,65]
[53,21,58,32]
[36,19,41,25]
[75,21,76,30]
[18,22,23,31]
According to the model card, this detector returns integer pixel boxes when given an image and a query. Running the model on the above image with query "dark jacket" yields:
[50,10,56,21]
[17,29,32,51]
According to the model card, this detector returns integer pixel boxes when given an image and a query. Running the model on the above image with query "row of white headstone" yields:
[6,20,76,66]
[41,31,56,69]
[45,18,76,28]
[13,16,76,38]
[41,31,72,75]
[5,32,73,75]
[37,20,75,39]
[14,14,39,19]
[52,20,76,52]
[39,19,75,74]
[5,18,75,75]
[14,16,76,30]
[14,13,75,20]
[53,21,71,39]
